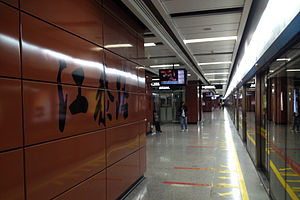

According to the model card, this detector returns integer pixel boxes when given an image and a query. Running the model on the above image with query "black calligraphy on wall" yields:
[57,56,131,132]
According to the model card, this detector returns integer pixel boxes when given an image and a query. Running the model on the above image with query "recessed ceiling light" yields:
[202,86,215,89]
[204,72,229,75]
[184,36,237,44]
[198,61,232,66]
[152,78,160,81]
[104,44,133,48]
[149,64,180,68]
[144,43,156,47]
[187,73,191,77]
[276,58,291,62]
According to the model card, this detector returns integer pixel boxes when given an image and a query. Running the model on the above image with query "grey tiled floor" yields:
[125,110,270,200]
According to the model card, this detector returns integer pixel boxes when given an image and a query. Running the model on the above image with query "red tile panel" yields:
[105,90,139,128]
[107,151,140,200]
[140,146,146,176]
[0,149,24,200]
[136,37,145,66]
[20,0,103,45]
[0,3,20,78]
[104,51,138,92]
[53,170,106,200]
[21,13,104,87]
[103,10,138,59]
[139,121,146,148]
[0,78,22,151]
[1,0,18,8]
[138,94,147,120]
[25,130,106,200]
[23,81,105,145]
[106,123,139,166]
[102,0,144,38]
[137,67,146,93]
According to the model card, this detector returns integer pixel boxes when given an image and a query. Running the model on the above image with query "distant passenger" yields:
[154,111,162,133]
[221,101,225,110]
[179,101,188,131]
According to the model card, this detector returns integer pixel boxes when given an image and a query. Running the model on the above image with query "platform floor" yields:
[125,110,269,200]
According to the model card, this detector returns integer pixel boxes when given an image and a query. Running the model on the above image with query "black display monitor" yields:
[159,69,187,86]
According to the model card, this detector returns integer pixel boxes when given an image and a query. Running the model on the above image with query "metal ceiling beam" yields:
[170,7,243,18]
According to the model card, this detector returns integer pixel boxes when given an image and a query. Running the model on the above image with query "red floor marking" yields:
[174,167,216,171]
[188,146,217,148]
[164,181,213,187]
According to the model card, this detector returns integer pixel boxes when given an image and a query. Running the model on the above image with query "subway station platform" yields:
[125,110,269,200]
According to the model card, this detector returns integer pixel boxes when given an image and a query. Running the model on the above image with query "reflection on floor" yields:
[125,110,269,200]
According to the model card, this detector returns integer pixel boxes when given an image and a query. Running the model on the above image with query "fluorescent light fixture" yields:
[184,36,237,44]
[286,69,300,72]
[144,43,156,47]
[202,86,215,89]
[204,72,229,75]
[104,44,133,48]
[276,58,291,62]
[208,78,227,81]
[187,73,191,77]
[152,78,160,81]
[225,0,300,99]
[198,61,232,66]
[149,64,180,68]
[213,82,227,85]
[90,47,103,51]
[159,86,170,90]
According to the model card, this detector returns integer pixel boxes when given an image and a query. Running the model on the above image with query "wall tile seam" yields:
[18,9,145,67]
[0,0,19,10]
[101,3,145,42]
[106,148,142,169]
[0,147,23,155]
[23,119,146,148]
[47,166,107,200]
[19,78,146,94]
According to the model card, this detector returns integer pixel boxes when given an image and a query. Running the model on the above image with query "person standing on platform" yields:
[179,101,188,131]
[153,110,162,133]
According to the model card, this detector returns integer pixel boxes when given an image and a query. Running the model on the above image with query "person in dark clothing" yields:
[179,101,188,131]
[153,111,162,133]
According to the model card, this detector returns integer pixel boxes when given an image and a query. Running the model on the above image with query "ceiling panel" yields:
[144,36,163,43]
[180,23,239,35]
[195,54,232,62]
[183,30,238,40]
[163,0,245,13]
[145,47,175,57]
[174,13,242,29]
[144,57,179,66]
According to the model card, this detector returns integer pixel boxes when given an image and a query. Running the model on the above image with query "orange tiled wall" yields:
[0,0,146,199]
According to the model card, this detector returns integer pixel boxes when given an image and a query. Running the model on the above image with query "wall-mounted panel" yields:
[107,151,140,200]
[0,3,20,78]
[21,14,104,87]
[23,81,105,145]
[0,78,22,151]
[105,91,139,128]
[25,130,106,200]
[106,123,139,166]
[20,0,103,46]
[103,10,138,59]
[0,149,24,200]
[53,170,106,200]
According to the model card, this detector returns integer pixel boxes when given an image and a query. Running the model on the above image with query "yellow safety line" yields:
[270,160,299,200]
[229,129,249,200]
